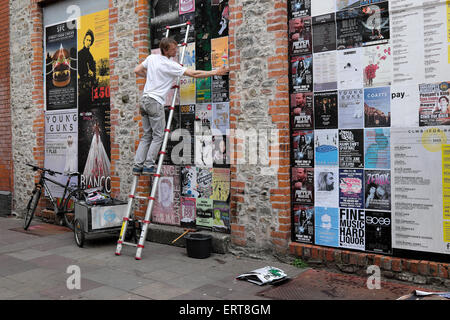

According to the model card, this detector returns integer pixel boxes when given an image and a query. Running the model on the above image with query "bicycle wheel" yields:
[62,189,84,230]
[24,188,41,230]
[74,219,85,247]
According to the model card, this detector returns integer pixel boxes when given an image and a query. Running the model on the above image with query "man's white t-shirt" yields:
[142,54,187,105]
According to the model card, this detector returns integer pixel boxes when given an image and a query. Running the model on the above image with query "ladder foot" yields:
[115,252,121,256]
[135,257,142,260]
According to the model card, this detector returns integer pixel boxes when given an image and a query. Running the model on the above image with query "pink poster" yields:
[179,0,195,15]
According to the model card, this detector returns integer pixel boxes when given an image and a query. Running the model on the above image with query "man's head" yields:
[159,38,178,58]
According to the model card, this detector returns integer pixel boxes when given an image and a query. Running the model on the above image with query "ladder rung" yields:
[133,195,148,200]
[122,242,138,247]
[166,22,188,29]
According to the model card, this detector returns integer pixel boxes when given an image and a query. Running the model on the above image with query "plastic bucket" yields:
[185,233,212,259]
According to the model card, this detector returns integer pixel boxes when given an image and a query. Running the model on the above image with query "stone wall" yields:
[228,0,291,257]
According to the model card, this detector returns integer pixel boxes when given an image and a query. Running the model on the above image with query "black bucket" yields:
[185,233,212,259]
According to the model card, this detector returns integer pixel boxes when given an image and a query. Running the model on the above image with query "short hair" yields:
[159,38,178,55]
[84,29,94,45]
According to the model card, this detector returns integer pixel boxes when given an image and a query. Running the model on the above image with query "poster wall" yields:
[289,1,450,256]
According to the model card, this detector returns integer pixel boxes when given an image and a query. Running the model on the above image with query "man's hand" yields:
[134,63,147,78]
[215,66,229,76]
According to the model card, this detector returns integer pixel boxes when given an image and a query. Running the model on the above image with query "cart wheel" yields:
[74,219,85,248]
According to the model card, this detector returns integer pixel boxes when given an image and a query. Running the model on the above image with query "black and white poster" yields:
[292,130,314,167]
[336,7,363,50]
[339,208,365,250]
[179,104,196,165]
[365,210,392,254]
[312,13,337,53]
[337,48,363,90]
[339,128,364,168]
[293,205,314,243]
[364,169,391,211]
[292,167,314,205]
[314,91,338,129]
[291,54,313,93]
[291,92,314,129]
[289,17,312,56]
[339,168,364,209]
[212,75,229,103]
[314,167,339,207]
[313,51,338,92]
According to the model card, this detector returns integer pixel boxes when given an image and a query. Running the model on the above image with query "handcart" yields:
[73,199,140,247]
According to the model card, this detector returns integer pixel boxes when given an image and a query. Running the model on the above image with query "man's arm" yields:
[134,63,147,78]
[184,66,229,78]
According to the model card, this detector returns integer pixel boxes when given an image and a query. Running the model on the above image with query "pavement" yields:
[0,215,449,302]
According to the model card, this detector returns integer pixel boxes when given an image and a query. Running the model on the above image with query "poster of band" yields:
[291,54,313,92]
[289,17,312,56]
[291,0,311,18]
[44,8,110,197]
[293,205,314,243]
[292,130,314,167]
[153,165,181,226]
[288,1,450,256]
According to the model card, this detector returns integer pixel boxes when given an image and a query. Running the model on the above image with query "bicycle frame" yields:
[36,172,79,214]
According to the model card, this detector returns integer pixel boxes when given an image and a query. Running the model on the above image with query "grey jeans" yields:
[134,95,166,168]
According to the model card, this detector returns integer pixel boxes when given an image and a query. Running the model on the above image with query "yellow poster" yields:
[211,36,228,70]
[442,144,450,220]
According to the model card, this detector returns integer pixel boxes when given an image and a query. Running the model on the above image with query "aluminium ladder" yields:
[115,21,191,260]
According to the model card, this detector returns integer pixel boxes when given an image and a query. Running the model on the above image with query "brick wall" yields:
[0,0,11,194]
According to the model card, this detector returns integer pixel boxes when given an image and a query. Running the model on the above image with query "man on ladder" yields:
[116,22,228,260]
[133,37,229,175]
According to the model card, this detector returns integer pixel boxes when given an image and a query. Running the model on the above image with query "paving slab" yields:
[82,267,155,291]
[131,281,191,300]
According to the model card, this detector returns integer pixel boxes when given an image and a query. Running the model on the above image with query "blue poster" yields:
[314,207,339,247]
[364,87,390,127]
[314,129,338,166]
[364,128,390,169]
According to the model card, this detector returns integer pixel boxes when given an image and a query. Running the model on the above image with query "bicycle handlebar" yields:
[26,163,63,176]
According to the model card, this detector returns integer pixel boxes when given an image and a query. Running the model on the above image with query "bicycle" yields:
[24,163,88,231]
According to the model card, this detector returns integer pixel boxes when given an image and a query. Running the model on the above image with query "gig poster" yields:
[364,128,390,169]
[212,75,229,103]
[195,135,213,167]
[212,102,229,135]
[360,0,390,46]
[212,168,230,201]
[195,103,212,135]
[212,201,230,233]
[211,0,228,38]
[339,128,364,168]
[314,91,338,129]
[314,167,339,207]
[291,54,313,93]
[179,0,195,15]
[365,210,392,254]
[312,13,337,53]
[44,110,78,197]
[292,130,314,167]
[180,197,196,229]
[337,48,363,90]
[77,9,111,192]
[419,82,450,127]
[181,166,199,198]
[390,85,420,128]
[196,197,213,230]
[313,51,338,92]
[293,205,314,244]
[197,167,213,198]
[339,168,364,208]
[339,208,365,250]
[195,37,212,103]
[290,0,312,18]
[45,21,77,111]
[289,17,312,56]
[336,7,363,50]
[391,127,450,254]
[212,134,230,167]
[314,129,339,166]
[292,167,314,205]
[363,43,392,88]
[291,92,314,129]
[364,86,391,127]
[180,42,196,105]
[338,89,364,129]
[314,207,340,247]
[150,0,179,49]
[153,165,181,226]
[179,104,196,164]
[364,169,391,211]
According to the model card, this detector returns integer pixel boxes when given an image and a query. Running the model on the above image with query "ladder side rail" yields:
[115,175,138,255]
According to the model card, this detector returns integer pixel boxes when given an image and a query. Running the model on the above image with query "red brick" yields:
[409,260,420,274]
[438,264,448,279]
[392,258,402,272]
[418,261,429,276]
